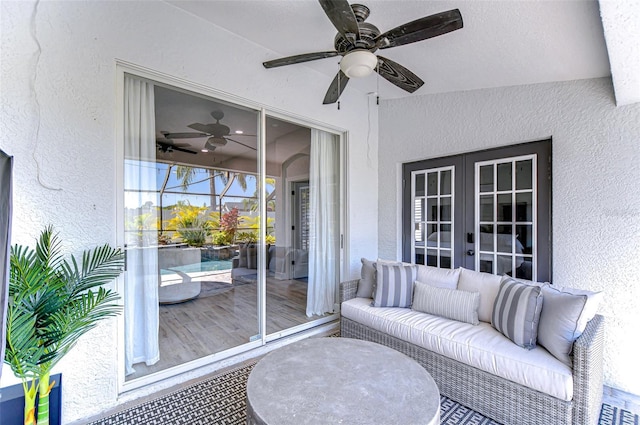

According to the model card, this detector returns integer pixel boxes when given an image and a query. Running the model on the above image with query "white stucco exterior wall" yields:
[0,0,378,421]
[378,77,640,395]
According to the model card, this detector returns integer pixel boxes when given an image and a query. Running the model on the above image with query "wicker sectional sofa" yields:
[339,266,605,425]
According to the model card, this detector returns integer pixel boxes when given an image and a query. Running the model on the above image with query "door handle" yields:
[466,250,475,256]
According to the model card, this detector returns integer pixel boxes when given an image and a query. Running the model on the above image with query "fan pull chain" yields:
[376,60,380,105]
[337,70,341,110]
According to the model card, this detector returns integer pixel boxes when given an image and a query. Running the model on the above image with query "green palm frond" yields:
[40,287,121,369]
[4,226,124,399]
[4,305,44,379]
[59,244,124,295]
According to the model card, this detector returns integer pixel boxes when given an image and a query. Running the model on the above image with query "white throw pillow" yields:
[556,286,603,335]
[457,268,502,323]
[415,265,461,289]
[536,285,602,365]
[412,281,479,325]
[537,285,589,366]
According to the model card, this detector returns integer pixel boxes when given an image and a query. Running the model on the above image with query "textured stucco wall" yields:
[378,77,640,394]
[0,0,377,421]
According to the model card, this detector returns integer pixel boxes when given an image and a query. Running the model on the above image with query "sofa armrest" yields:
[340,279,359,303]
[572,314,605,425]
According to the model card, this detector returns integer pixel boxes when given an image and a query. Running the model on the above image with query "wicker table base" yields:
[246,337,440,425]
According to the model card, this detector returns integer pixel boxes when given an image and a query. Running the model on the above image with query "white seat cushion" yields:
[342,297,573,401]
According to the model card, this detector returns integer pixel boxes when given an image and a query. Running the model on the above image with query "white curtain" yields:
[306,129,339,317]
[124,75,159,374]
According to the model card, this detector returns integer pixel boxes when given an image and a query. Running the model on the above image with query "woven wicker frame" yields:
[339,279,605,425]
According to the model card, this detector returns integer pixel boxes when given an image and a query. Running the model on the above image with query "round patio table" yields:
[246,337,440,425]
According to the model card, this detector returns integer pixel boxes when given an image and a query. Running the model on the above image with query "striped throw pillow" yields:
[371,264,417,308]
[492,277,544,349]
[412,281,480,325]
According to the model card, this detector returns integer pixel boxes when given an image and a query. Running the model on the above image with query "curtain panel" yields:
[123,75,160,374]
[306,129,339,317]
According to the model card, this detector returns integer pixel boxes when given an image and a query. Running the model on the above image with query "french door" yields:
[403,140,551,282]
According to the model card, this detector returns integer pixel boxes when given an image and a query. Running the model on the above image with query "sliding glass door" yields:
[120,71,342,385]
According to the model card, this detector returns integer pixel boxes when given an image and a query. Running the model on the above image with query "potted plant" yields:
[3,226,124,425]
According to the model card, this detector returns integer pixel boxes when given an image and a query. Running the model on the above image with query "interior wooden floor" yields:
[127,272,313,380]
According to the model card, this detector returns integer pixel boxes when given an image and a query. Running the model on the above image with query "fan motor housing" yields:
[334,22,380,53]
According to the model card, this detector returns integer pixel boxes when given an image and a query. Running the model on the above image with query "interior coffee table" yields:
[246,337,440,425]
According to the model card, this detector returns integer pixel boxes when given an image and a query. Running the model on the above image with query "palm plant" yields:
[4,226,124,425]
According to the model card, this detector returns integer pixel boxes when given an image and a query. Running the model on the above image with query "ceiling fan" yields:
[262,1,463,104]
[163,110,257,151]
[156,132,197,155]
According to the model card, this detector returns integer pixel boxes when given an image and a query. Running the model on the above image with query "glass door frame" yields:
[115,61,346,392]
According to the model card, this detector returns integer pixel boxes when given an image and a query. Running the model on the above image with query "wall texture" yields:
[378,77,640,394]
[0,0,378,421]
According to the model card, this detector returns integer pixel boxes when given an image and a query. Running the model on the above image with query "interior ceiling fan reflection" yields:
[262,1,463,104]
[156,133,197,155]
[163,110,257,151]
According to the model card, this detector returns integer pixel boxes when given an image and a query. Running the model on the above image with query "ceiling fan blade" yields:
[173,146,198,155]
[225,137,257,151]
[318,0,359,45]
[187,123,215,134]
[375,9,463,49]
[376,56,424,93]
[323,70,350,104]
[263,51,339,68]
[163,132,208,139]
[156,142,198,155]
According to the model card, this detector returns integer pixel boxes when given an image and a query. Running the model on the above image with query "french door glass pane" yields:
[516,159,533,190]
[497,163,512,191]
[415,174,425,196]
[480,195,493,221]
[476,155,536,280]
[479,165,493,192]
[516,192,533,221]
[427,172,438,196]
[441,169,452,195]
[412,166,454,268]
[441,197,452,221]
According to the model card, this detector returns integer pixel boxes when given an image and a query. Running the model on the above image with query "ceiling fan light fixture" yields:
[340,50,378,78]
[206,136,227,147]
[204,140,218,151]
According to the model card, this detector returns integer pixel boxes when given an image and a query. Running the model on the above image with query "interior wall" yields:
[378,77,640,394]
[0,0,378,421]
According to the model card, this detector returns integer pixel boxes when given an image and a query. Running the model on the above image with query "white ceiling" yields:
[165,0,638,106]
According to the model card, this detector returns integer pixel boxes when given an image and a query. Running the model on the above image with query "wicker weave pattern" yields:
[340,280,605,425]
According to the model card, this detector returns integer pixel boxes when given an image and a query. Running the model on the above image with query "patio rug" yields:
[89,361,639,425]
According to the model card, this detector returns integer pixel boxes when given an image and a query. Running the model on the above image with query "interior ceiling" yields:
[155,0,638,166]
[165,0,640,105]
[154,85,310,169]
